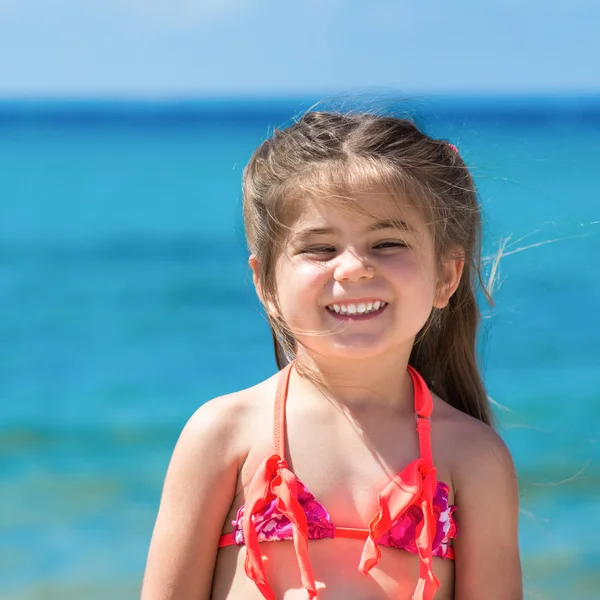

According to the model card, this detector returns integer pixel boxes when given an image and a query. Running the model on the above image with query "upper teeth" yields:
[327,301,387,314]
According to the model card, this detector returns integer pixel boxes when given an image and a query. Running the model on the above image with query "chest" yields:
[239,404,455,526]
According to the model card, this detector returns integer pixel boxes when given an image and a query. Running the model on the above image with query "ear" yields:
[433,251,465,309]
[248,254,279,317]
[248,254,263,301]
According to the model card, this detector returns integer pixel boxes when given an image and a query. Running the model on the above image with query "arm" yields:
[452,423,522,600]
[141,394,245,600]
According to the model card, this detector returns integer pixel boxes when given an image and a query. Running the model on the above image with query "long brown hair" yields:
[242,109,494,426]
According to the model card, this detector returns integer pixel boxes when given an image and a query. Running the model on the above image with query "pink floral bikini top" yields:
[219,361,458,600]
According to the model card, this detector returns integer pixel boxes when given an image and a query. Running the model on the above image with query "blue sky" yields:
[0,0,598,97]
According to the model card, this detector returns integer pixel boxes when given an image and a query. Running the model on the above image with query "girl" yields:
[141,110,522,599]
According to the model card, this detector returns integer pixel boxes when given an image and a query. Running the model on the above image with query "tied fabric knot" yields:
[418,463,435,477]
[242,454,318,600]
[358,459,440,600]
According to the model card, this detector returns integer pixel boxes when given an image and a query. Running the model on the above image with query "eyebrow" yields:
[292,219,415,241]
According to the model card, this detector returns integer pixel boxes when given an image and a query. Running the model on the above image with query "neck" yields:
[292,348,415,414]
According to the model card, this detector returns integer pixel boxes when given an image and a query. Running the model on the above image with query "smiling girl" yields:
[141,110,522,599]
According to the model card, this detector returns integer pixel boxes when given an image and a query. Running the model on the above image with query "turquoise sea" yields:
[0,97,599,599]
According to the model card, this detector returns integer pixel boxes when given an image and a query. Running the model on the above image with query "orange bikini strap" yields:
[273,361,294,459]
[408,366,434,470]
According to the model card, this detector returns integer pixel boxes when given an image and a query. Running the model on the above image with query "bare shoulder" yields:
[181,373,278,459]
[185,387,252,441]
[432,397,522,599]
[141,374,280,600]
[433,395,516,486]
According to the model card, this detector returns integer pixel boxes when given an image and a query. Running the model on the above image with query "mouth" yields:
[325,300,388,320]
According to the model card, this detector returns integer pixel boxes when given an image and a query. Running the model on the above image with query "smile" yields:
[326,300,388,316]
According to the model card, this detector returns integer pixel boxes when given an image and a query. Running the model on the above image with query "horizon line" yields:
[1,93,599,125]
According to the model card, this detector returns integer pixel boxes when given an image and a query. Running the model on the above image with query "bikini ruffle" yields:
[243,454,318,600]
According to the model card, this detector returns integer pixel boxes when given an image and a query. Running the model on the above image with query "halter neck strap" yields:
[408,365,434,470]
[273,360,294,459]
[273,361,434,468]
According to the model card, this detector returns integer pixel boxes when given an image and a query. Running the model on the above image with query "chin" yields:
[324,339,394,361]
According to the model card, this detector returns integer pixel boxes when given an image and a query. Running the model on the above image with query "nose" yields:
[333,249,374,282]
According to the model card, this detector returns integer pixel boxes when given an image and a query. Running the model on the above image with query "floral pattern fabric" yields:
[230,478,456,559]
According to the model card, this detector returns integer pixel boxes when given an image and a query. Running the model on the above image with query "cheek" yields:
[287,261,328,291]
[277,261,328,312]
[390,255,438,299]
[300,263,329,288]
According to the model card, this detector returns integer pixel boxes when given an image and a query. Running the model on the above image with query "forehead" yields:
[290,191,424,234]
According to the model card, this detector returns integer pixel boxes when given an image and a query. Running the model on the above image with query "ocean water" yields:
[0,97,599,599]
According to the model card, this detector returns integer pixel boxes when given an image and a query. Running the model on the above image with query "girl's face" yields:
[253,194,463,362]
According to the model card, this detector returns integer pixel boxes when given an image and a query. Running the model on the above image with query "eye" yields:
[302,246,336,254]
[374,241,407,249]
